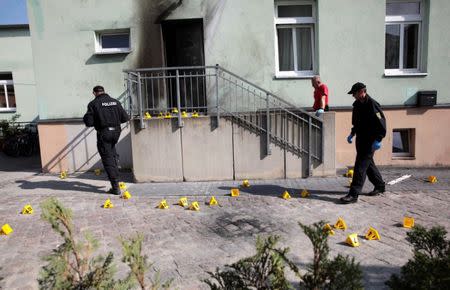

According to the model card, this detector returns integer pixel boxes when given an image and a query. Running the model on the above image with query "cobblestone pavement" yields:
[0,165,449,289]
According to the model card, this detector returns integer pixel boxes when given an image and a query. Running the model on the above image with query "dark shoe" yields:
[368,187,385,196]
[106,187,121,195]
[340,194,358,204]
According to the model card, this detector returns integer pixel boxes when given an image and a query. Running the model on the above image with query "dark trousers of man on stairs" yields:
[97,127,121,191]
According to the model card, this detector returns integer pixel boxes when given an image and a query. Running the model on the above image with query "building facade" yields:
[2,0,449,178]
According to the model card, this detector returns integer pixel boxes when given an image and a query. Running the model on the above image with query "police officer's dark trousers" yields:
[97,127,121,189]
[350,137,384,196]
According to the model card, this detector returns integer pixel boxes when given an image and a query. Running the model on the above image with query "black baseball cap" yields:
[93,85,104,93]
[347,82,366,94]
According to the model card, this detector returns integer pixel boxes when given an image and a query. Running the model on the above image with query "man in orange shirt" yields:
[311,76,329,117]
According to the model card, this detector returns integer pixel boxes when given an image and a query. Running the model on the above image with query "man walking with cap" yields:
[83,86,129,195]
[341,82,387,204]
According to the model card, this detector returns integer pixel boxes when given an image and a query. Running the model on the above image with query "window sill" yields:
[0,108,17,113]
[384,71,428,77]
[392,156,415,160]
[273,74,315,80]
[94,50,132,55]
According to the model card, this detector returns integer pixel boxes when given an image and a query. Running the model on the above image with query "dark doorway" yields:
[162,19,207,112]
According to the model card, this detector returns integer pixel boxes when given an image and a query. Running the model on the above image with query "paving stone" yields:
[0,167,448,289]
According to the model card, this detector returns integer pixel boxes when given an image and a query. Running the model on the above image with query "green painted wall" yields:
[26,0,166,119]
[0,27,38,122]
[170,0,450,107]
[27,0,450,120]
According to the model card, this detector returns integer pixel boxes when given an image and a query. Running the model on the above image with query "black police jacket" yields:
[350,94,386,142]
[83,94,129,131]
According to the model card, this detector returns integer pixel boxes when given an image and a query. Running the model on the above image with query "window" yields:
[274,1,315,77]
[0,73,16,112]
[392,129,415,157]
[385,1,424,74]
[95,29,131,54]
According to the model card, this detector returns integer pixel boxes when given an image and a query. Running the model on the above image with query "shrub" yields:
[386,225,450,290]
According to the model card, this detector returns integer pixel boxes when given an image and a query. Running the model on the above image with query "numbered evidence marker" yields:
[365,227,381,240]
[209,196,218,206]
[21,205,33,214]
[334,217,347,230]
[231,188,240,197]
[282,191,291,200]
[103,199,114,209]
[1,224,13,235]
[189,202,200,211]
[346,233,360,247]
[403,216,415,228]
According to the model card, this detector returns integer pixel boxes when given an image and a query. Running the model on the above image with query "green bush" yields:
[299,221,363,290]
[38,198,171,290]
[204,221,363,290]
[386,225,450,290]
[0,113,20,138]
[203,235,292,290]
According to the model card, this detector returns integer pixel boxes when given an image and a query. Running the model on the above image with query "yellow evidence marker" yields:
[282,191,291,200]
[181,111,188,118]
[158,199,169,209]
[334,217,347,230]
[144,112,152,119]
[22,205,33,214]
[121,191,131,199]
[164,112,172,119]
[192,111,199,118]
[242,179,250,188]
[346,169,354,178]
[346,233,360,247]
[119,182,127,190]
[103,199,114,208]
[172,108,179,114]
[209,196,218,206]
[178,197,188,207]
[189,202,200,211]
[231,188,240,197]
[60,171,67,179]
[428,176,437,183]
[301,189,310,198]
[1,224,13,235]
[403,216,414,228]
[323,223,335,236]
[365,227,381,240]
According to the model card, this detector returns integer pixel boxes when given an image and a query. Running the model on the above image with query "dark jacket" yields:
[83,94,129,131]
[351,94,386,145]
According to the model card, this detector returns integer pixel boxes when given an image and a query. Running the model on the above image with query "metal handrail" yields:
[124,65,323,173]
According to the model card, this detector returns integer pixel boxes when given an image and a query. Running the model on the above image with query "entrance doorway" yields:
[162,19,207,112]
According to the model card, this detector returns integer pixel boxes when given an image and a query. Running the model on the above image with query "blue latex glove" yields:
[372,141,382,151]
[347,134,354,144]
[315,109,324,117]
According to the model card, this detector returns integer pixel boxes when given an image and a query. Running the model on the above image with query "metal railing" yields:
[124,65,323,174]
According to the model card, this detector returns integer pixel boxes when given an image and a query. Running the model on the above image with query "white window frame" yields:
[385,0,423,75]
[274,1,316,78]
[0,78,16,112]
[95,29,131,54]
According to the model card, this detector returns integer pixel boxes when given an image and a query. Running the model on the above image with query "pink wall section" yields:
[38,123,69,173]
[335,108,450,168]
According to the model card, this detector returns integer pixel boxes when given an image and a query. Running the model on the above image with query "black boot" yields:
[368,184,385,196]
[107,181,121,195]
[340,193,358,204]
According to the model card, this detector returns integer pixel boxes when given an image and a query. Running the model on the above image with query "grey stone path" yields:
[0,164,449,289]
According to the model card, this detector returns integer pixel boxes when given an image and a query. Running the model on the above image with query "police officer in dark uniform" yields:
[341,82,387,204]
[83,86,129,195]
